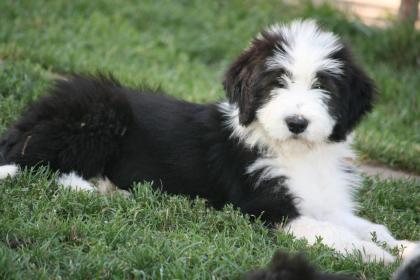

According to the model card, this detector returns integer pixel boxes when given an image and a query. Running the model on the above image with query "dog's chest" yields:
[271,144,357,219]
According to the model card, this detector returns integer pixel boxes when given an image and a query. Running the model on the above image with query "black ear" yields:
[223,30,286,126]
[329,49,376,142]
[223,48,260,125]
[346,62,376,129]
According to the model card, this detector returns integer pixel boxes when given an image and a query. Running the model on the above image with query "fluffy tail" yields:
[0,74,132,179]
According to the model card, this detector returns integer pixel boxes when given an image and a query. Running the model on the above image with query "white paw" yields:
[57,172,95,192]
[0,164,19,180]
[285,216,395,264]
[396,240,419,260]
[368,224,396,245]
[354,241,395,264]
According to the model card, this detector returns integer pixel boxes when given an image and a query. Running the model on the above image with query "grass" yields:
[0,169,419,279]
[0,0,419,279]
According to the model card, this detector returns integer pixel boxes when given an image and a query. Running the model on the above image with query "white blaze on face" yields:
[266,20,343,77]
[257,20,343,143]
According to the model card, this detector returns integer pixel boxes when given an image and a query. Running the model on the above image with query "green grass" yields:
[0,0,419,279]
[0,169,419,279]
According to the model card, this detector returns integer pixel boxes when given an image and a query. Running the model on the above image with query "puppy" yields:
[0,20,416,263]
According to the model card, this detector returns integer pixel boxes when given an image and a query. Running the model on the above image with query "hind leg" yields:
[56,174,131,197]
[0,163,95,192]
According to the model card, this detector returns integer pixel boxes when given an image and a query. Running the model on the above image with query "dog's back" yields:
[0,75,132,178]
[0,75,230,198]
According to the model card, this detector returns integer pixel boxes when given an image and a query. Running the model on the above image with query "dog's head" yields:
[223,20,375,144]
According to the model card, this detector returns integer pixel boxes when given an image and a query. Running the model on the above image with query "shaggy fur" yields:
[0,20,417,263]
[243,250,356,280]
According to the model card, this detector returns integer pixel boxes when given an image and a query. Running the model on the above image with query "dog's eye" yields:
[312,82,323,90]
[276,79,287,88]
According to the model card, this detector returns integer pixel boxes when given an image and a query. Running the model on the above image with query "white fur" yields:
[218,21,414,263]
[285,216,395,263]
[266,20,343,76]
[397,241,419,260]
[57,172,95,192]
[261,21,342,144]
[219,98,413,263]
[257,87,336,143]
[393,243,420,279]
[0,164,19,180]
[219,21,420,263]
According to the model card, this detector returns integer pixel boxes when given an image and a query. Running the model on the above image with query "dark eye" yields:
[277,79,287,88]
[312,82,323,90]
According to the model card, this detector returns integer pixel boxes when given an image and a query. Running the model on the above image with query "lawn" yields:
[0,0,419,279]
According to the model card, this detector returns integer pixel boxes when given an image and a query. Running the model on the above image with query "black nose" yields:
[285,115,309,134]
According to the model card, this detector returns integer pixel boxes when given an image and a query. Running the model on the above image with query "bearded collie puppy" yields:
[0,20,417,263]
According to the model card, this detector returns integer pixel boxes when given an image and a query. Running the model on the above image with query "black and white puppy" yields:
[0,20,416,263]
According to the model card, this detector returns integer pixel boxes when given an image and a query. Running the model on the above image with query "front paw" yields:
[354,241,396,264]
[396,240,419,260]
[368,224,396,245]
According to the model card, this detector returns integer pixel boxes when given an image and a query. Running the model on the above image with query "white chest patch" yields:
[248,141,359,220]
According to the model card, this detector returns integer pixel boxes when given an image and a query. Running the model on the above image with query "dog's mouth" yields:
[285,134,318,146]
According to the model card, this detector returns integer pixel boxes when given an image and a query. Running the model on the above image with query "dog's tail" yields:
[0,74,132,179]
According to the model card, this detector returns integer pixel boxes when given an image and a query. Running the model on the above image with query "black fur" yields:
[0,75,131,177]
[0,74,298,226]
[393,253,420,280]
[243,250,356,280]
[326,46,376,142]
[223,30,287,126]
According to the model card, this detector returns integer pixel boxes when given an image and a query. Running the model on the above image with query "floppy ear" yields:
[346,62,376,130]
[329,49,376,142]
[223,48,260,126]
[223,30,286,126]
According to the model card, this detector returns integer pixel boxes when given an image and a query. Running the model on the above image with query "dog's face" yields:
[224,20,375,143]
